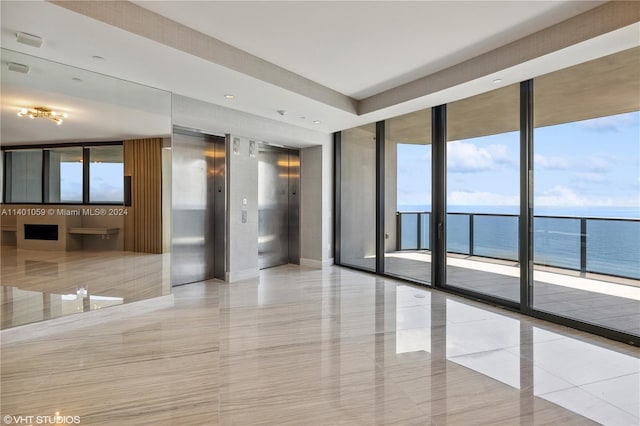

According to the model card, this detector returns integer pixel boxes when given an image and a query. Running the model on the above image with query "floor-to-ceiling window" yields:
[532,47,640,337]
[89,145,124,203]
[445,84,521,302]
[334,48,639,345]
[4,149,42,203]
[339,124,377,271]
[46,147,83,203]
[384,109,432,283]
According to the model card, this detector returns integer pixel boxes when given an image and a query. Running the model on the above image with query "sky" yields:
[61,163,123,202]
[397,111,640,216]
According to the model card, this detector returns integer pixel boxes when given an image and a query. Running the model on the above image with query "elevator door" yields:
[171,129,226,285]
[258,146,299,269]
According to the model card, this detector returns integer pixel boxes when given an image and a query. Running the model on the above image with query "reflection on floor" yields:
[0,247,171,329]
[381,251,639,336]
[1,265,638,425]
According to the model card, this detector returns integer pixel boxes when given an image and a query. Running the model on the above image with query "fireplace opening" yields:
[24,224,59,241]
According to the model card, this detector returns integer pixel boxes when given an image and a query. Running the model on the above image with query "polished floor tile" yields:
[381,251,640,335]
[1,265,638,425]
[1,247,171,329]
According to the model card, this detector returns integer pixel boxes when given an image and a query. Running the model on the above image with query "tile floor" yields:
[1,247,170,329]
[383,252,640,335]
[1,265,638,425]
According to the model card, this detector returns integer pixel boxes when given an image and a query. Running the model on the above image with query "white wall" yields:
[300,146,322,266]
[225,135,259,281]
[171,94,331,147]
[161,139,172,253]
[321,142,334,266]
[385,139,398,252]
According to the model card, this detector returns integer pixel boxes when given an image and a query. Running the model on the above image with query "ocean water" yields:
[397,205,640,279]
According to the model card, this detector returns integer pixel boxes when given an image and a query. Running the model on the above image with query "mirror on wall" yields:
[0,49,172,329]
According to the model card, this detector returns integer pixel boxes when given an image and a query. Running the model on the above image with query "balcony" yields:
[389,211,640,335]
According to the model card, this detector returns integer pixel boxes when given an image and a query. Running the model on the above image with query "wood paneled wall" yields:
[124,138,163,253]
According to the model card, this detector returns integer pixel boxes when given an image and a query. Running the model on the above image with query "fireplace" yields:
[24,224,59,241]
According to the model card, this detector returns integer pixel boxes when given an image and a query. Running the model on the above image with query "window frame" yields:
[2,141,124,205]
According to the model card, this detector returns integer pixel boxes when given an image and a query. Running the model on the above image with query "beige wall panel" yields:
[124,139,163,254]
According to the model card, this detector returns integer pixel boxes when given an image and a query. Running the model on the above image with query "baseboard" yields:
[225,268,260,282]
[300,258,335,269]
[300,258,322,269]
[323,257,335,267]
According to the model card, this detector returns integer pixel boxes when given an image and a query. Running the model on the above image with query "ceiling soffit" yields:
[50,0,357,115]
[379,46,640,144]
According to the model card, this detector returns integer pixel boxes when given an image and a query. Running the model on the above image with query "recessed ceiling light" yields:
[493,78,503,84]
[277,110,287,116]
[313,120,321,124]
[16,32,43,48]
[224,94,234,99]
[7,62,30,74]
[72,77,83,82]
[91,55,105,61]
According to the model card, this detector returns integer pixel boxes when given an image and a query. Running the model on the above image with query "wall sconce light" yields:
[17,107,68,125]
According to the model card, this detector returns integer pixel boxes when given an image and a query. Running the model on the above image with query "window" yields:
[334,48,639,344]
[533,47,640,334]
[46,147,83,203]
[89,146,124,203]
[5,149,42,203]
[446,84,521,302]
[385,109,432,283]
[2,143,123,204]
[339,124,376,271]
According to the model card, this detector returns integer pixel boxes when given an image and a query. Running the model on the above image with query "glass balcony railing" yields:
[396,211,640,280]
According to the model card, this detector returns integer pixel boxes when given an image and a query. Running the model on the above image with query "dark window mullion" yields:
[375,121,385,274]
[42,150,50,202]
[4,152,12,203]
[431,105,447,287]
[333,132,341,265]
[83,147,90,203]
[520,79,534,312]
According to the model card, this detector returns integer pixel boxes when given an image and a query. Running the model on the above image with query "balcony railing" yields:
[396,211,640,280]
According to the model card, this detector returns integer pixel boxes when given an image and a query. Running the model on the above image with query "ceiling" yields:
[131,1,604,99]
[1,1,638,146]
[1,49,171,145]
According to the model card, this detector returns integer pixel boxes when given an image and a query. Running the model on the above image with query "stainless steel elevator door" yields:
[171,130,225,285]
[258,146,299,269]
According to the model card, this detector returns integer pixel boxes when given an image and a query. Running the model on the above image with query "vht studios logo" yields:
[2,414,81,424]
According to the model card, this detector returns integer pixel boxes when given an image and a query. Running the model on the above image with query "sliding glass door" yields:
[445,84,521,303]
[339,124,377,271]
[532,47,640,336]
[384,109,432,283]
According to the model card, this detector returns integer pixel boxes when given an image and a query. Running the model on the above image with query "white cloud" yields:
[534,154,569,170]
[536,185,586,206]
[573,172,608,184]
[446,187,639,208]
[447,141,513,173]
[578,111,640,132]
[448,191,519,206]
[586,155,615,172]
[535,185,639,208]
